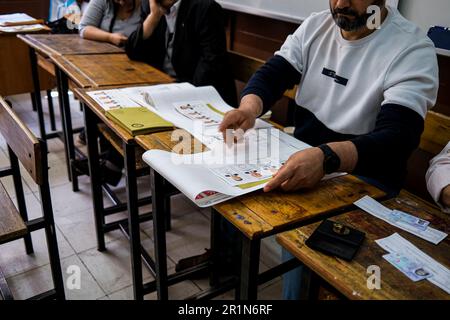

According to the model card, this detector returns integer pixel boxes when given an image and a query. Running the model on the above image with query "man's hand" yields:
[109,33,128,46]
[441,185,450,208]
[219,94,263,142]
[264,147,325,192]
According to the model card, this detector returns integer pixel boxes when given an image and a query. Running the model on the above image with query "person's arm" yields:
[442,186,450,208]
[79,0,127,46]
[426,143,450,212]
[219,55,301,138]
[126,0,164,61]
[264,104,423,192]
[82,26,127,45]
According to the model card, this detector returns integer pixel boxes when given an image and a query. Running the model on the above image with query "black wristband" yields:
[318,144,341,174]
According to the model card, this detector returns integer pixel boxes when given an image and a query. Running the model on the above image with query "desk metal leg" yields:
[83,105,106,252]
[239,236,260,300]
[55,68,72,184]
[56,68,78,192]
[47,90,56,132]
[150,169,169,300]
[124,142,144,300]
[28,47,46,140]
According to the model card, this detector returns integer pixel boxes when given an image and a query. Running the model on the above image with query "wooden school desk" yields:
[73,82,174,301]
[277,190,450,300]
[17,34,126,190]
[51,53,174,192]
[135,131,386,300]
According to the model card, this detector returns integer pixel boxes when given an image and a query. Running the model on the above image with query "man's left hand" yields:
[264,147,325,192]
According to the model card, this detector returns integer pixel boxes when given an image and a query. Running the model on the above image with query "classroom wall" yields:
[399,0,450,31]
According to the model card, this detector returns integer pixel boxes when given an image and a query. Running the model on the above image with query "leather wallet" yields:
[305,220,365,261]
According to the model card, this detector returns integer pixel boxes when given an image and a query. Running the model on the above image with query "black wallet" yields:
[305,220,365,261]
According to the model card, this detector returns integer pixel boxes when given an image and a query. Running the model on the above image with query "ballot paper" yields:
[87,83,194,111]
[376,233,450,294]
[87,89,142,110]
[354,196,448,245]
[119,82,195,108]
[147,85,273,148]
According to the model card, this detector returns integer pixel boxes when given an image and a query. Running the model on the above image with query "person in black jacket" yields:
[125,0,237,106]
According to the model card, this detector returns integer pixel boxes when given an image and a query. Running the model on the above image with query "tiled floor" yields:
[0,92,284,300]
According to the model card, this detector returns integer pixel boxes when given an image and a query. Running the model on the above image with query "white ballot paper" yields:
[147,85,273,147]
[87,89,142,110]
[142,128,345,207]
[376,233,450,294]
[120,82,195,108]
[354,196,448,245]
[87,83,195,111]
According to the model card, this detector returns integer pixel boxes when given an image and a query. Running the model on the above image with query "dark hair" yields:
[108,0,136,33]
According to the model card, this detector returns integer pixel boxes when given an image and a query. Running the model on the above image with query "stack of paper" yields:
[0,13,35,26]
[376,233,450,294]
[354,196,448,244]
[0,13,45,33]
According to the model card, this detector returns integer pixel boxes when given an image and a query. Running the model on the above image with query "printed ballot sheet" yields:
[354,196,448,245]
[120,83,195,109]
[142,129,310,207]
[87,89,142,110]
[147,85,273,148]
[87,83,195,111]
[376,233,450,294]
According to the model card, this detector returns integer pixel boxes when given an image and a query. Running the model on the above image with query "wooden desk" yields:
[52,54,172,88]
[74,84,174,300]
[17,34,128,191]
[277,190,450,300]
[0,30,54,96]
[52,54,173,192]
[18,34,124,57]
[135,131,386,300]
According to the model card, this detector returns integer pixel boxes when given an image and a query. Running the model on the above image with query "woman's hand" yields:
[109,33,128,46]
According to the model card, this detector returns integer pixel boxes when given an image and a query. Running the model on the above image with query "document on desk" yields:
[152,86,274,150]
[354,196,448,245]
[0,13,34,26]
[376,233,450,294]
[87,83,194,111]
[87,89,142,110]
[142,129,307,207]
[0,24,45,33]
[120,82,195,108]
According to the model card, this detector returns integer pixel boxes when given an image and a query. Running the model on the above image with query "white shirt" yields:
[275,6,439,135]
[163,0,182,77]
[426,142,450,213]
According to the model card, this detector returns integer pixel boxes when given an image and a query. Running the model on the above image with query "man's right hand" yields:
[219,94,263,142]
[109,33,128,46]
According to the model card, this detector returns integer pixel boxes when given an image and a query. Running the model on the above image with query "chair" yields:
[0,96,65,300]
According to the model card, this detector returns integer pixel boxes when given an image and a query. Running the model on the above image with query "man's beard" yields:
[330,0,384,32]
